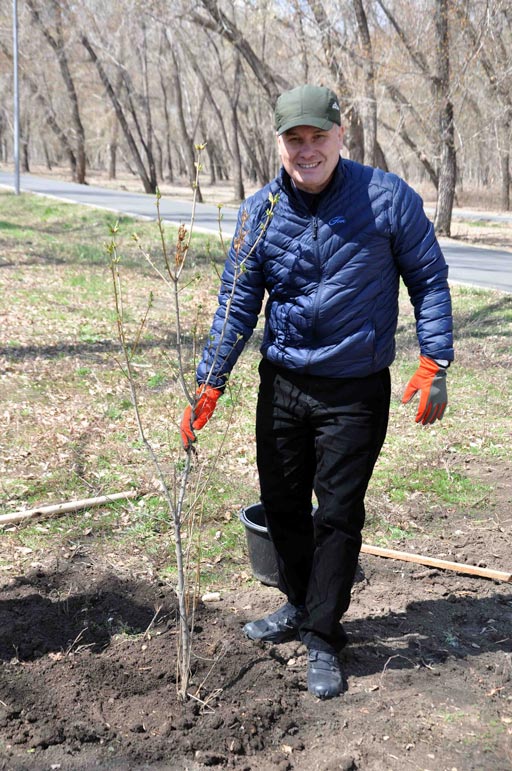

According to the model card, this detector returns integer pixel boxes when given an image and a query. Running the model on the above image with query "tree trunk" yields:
[159,70,174,183]
[433,0,456,236]
[140,21,158,190]
[230,57,245,202]
[498,117,511,211]
[21,112,30,172]
[344,114,364,164]
[154,135,164,183]
[108,69,123,181]
[109,137,117,180]
[435,101,456,234]
[375,142,388,172]
[0,114,4,162]
[353,0,377,166]
[230,115,245,202]
[237,125,268,187]
[21,135,30,173]
[43,140,53,170]
[205,135,217,185]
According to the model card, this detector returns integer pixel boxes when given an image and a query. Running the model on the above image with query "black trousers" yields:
[256,359,391,653]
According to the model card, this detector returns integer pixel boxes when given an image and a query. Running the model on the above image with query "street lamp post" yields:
[13,0,20,195]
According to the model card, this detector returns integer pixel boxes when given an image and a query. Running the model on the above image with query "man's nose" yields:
[299,142,315,156]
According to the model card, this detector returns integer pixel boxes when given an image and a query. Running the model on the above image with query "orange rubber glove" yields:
[401,356,447,425]
[180,385,222,449]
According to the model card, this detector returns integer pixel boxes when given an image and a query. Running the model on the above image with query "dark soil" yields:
[1,460,511,771]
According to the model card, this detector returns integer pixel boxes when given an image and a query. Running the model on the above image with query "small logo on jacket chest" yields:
[328,216,346,226]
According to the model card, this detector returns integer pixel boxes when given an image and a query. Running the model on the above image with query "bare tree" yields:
[454,0,511,210]
[165,34,204,203]
[0,38,80,178]
[81,33,158,193]
[376,0,456,233]
[194,0,289,102]
[27,0,87,183]
[2,0,509,211]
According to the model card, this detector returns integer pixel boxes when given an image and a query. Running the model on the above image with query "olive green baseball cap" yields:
[274,85,341,135]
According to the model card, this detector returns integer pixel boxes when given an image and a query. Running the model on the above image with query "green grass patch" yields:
[465,219,503,228]
[386,468,491,507]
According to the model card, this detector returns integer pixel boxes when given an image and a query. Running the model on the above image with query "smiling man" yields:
[275,86,344,194]
[181,85,454,699]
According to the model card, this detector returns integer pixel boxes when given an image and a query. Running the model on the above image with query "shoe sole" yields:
[243,626,300,643]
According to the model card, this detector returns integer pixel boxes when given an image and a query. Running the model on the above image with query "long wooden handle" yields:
[0,491,137,526]
[361,543,511,583]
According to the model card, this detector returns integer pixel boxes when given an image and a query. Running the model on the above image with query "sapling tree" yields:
[107,147,277,700]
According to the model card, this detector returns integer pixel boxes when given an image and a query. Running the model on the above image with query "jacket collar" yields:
[278,157,346,207]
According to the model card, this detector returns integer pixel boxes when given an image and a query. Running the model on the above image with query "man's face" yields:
[277,124,344,194]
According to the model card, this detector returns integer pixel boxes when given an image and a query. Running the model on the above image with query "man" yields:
[181,85,453,699]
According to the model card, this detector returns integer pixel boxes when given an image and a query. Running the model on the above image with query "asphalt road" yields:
[1,170,511,293]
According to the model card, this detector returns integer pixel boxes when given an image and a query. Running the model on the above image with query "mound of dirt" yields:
[1,493,511,771]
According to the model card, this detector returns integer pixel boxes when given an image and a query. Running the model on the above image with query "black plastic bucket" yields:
[240,503,279,587]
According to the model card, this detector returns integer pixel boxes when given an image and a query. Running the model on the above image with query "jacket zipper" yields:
[304,215,324,371]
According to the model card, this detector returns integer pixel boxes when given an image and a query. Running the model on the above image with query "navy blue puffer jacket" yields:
[197,158,453,389]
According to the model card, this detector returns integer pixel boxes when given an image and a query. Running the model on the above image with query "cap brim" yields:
[277,116,335,135]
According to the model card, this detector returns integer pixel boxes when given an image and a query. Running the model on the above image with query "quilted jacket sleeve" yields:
[196,195,270,389]
[390,178,454,362]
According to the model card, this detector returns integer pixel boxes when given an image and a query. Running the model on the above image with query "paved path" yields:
[1,170,511,293]
[0,171,239,237]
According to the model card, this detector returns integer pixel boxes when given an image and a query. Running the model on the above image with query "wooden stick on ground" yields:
[0,491,137,527]
[360,543,511,583]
